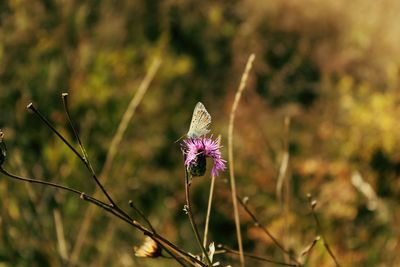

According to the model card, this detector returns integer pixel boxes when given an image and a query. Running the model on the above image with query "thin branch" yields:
[129,200,156,233]
[202,174,215,247]
[0,167,128,227]
[29,99,135,237]
[151,234,206,267]
[61,93,127,217]
[1,167,86,197]
[307,194,340,267]
[69,58,161,266]
[0,131,201,267]
[299,236,320,261]
[218,245,296,267]
[184,168,213,266]
[0,166,205,267]
[61,93,91,167]
[156,240,190,267]
[236,196,301,266]
[202,135,220,259]
[27,103,84,163]
[227,53,255,267]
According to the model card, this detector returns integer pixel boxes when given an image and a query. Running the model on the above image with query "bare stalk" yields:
[0,166,205,267]
[2,111,205,267]
[1,167,89,197]
[129,200,156,233]
[184,169,213,266]
[69,58,161,266]
[202,136,220,257]
[276,116,291,261]
[307,194,340,267]
[228,53,255,267]
[27,103,121,212]
[27,103,83,163]
[202,174,216,251]
[299,235,320,264]
[61,93,132,221]
[236,196,301,266]
[217,245,296,266]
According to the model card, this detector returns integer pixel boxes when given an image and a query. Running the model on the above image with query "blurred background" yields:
[1,0,400,266]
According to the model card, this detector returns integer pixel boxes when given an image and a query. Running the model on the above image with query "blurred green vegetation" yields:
[1,0,400,266]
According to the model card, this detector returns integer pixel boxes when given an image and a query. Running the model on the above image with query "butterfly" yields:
[133,236,162,258]
[187,102,211,138]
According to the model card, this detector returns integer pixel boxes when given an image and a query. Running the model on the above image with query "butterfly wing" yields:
[187,102,211,138]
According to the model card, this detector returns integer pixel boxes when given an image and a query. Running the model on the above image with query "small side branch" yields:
[0,131,205,267]
[236,196,301,266]
[307,194,340,267]
[217,244,297,267]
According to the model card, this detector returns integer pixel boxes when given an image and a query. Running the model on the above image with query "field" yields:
[1,1,400,266]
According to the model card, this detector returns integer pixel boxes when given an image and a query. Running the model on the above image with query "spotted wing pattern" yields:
[187,102,211,138]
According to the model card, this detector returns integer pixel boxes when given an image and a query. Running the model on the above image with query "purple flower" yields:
[182,136,226,177]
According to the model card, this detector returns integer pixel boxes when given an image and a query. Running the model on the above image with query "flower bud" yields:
[188,154,206,177]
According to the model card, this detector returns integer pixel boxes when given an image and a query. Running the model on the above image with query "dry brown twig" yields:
[0,108,207,267]
[307,194,340,267]
[228,53,256,267]
[299,235,320,263]
[276,116,291,262]
[217,244,297,267]
[236,196,301,266]
[69,58,161,266]
[202,135,221,261]
[184,168,213,266]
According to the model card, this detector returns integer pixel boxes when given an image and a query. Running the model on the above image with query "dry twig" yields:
[227,53,255,267]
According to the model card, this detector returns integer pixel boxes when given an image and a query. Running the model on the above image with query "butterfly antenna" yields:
[174,134,186,143]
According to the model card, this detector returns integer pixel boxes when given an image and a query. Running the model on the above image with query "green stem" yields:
[184,169,213,266]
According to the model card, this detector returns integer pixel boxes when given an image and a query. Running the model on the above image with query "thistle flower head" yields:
[182,136,226,177]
